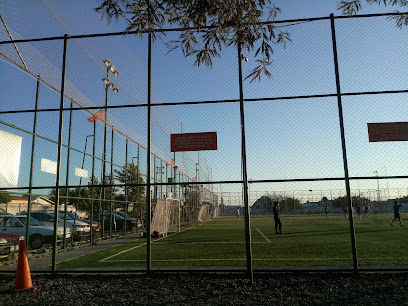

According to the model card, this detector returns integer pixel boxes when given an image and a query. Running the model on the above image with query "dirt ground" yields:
[1,272,408,305]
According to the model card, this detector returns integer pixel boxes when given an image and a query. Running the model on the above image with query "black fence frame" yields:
[1,12,408,279]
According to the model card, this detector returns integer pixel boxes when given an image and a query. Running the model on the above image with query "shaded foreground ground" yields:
[1,272,408,305]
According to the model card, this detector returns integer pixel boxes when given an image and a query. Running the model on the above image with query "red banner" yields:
[171,132,217,152]
[88,110,105,122]
[166,159,175,166]
[368,122,408,142]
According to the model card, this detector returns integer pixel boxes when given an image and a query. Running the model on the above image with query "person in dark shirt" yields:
[324,205,328,218]
[273,201,282,234]
[356,205,362,220]
[391,200,403,227]
[342,205,348,219]
[363,205,369,217]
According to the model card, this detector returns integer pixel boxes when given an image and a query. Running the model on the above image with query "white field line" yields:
[256,228,271,243]
[99,224,201,263]
[50,239,141,267]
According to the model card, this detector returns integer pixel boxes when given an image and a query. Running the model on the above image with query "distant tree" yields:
[338,0,408,27]
[0,191,12,204]
[95,0,291,82]
[321,196,329,203]
[114,163,146,226]
[331,195,372,208]
[49,187,92,212]
[265,193,302,211]
[396,195,408,203]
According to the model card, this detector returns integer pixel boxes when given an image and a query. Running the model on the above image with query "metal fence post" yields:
[63,98,73,248]
[52,34,68,273]
[110,129,114,238]
[146,31,152,273]
[26,75,41,249]
[330,13,358,273]
[90,120,96,244]
[237,43,253,283]
[125,138,128,239]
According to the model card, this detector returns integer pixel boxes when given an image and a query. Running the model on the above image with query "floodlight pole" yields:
[102,70,108,238]
[101,59,119,238]
[330,14,358,273]
[238,42,253,283]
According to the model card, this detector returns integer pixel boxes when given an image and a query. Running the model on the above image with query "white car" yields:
[19,211,90,242]
[0,215,71,250]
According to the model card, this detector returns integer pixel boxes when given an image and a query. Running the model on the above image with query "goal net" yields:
[151,198,180,236]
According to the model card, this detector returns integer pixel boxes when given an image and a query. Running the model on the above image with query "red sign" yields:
[368,122,408,142]
[171,132,217,152]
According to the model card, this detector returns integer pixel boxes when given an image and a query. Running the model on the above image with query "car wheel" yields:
[30,234,44,250]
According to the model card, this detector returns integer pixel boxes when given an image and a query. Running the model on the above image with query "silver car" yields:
[0,215,71,250]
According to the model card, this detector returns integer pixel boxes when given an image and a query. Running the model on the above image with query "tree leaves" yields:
[95,0,290,81]
[338,0,363,16]
[388,12,408,28]
[338,0,408,28]
[244,58,272,83]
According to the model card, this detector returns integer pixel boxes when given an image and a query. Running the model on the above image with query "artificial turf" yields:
[56,213,407,270]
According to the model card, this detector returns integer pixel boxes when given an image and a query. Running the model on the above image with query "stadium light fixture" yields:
[102,60,119,93]
[241,54,249,62]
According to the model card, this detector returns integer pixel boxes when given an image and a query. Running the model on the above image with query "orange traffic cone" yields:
[15,239,36,292]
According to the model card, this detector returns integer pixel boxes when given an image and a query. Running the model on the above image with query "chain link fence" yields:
[0,13,408,273]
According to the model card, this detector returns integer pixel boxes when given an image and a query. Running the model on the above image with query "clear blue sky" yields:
[0,0,407,204]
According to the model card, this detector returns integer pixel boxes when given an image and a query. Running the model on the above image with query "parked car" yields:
[0,215,69,250]
[0,232,22,259]
[114,211,140,225]
[18,211,90,242]
[0,208,11,215]
[91,212,138,232]
[59,211,101,236]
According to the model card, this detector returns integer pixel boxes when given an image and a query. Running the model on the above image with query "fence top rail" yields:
[0,11,406,45]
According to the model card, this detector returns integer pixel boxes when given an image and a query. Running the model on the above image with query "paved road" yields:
[0,233,141,272]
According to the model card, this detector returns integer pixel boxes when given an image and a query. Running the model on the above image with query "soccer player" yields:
[390,200,403,227]
[236,207,240,220]
[342,205,348,219]
[356,205,362,220]
[273,201,282,234]
[324,205,328,218]
[363,205,369,218]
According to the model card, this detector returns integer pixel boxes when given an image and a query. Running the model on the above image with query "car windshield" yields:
[116,212,130,218]
[17,216,43,226]
[68,212,82,220]
[59,211,79,220]
[57,212,74,220]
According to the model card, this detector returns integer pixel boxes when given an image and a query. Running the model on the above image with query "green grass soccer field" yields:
[57,213,408,270]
